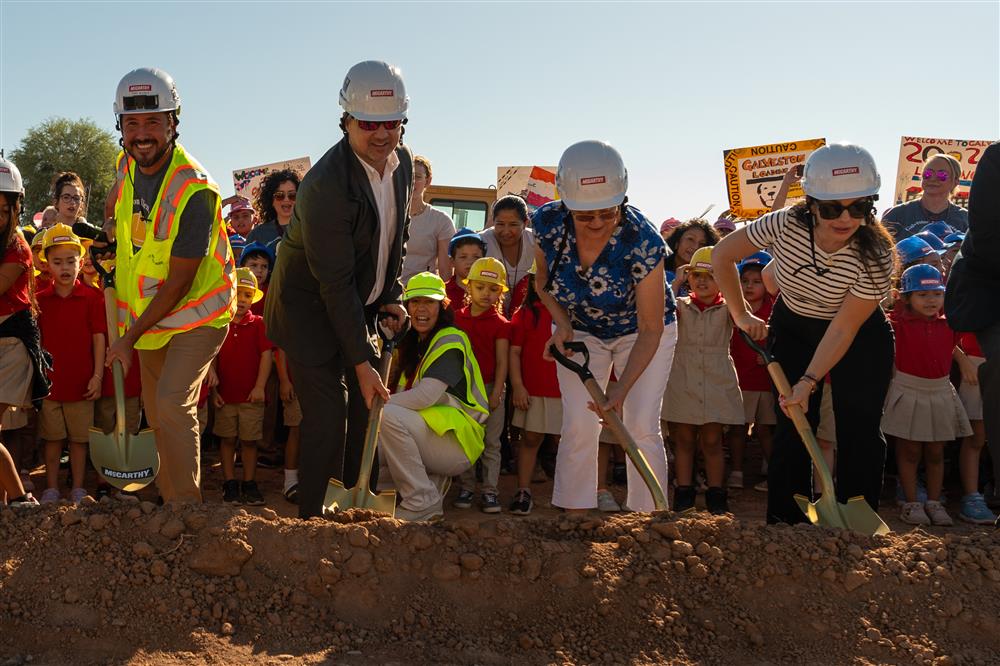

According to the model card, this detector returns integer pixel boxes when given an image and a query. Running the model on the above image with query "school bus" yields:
[425,185,497,231]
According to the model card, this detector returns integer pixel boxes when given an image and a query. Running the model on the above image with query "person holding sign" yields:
[883,154,968,241]
[712,143,896,525]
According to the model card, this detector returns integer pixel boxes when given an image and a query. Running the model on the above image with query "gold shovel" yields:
[88,263,159,491]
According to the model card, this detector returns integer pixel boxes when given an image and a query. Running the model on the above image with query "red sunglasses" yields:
[356,119,403,131]
[922,168,950,182]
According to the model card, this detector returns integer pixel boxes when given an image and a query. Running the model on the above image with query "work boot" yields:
[705,487,730,515]
[673,485,696,513]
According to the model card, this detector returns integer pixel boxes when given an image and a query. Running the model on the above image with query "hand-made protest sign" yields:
[497,166,558,212]
[233,157,312,203]
[723,138,826,219]
[893,137,994,207]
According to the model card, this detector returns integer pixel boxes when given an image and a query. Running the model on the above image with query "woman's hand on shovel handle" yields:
[588,382,626,424]
[734,311,768,342]
[542,325,574,362]
[106,335,135,375]
[778,380,812,417]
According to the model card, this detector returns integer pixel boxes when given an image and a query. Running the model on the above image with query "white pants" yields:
[458,382,503,494]
[552,323,677,511]
[378,403,472,511]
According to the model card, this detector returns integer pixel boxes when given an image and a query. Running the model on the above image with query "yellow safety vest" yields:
[114,145,235,350]
[401,327,490,464]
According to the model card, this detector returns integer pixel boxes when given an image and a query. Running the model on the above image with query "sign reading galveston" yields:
[723,138,826,219]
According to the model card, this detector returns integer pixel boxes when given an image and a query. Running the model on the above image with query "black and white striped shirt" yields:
[745,207,892,320]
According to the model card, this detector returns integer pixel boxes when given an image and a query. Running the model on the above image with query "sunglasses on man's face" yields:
[815,200,873,220]
[572,209,619,224]
[273,191,296,202]
[356,119,403,131]
[922,168,950,182]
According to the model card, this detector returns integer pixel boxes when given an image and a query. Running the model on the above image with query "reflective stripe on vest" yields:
[153,165,208,241]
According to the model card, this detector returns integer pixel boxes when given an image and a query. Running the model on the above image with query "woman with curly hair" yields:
[247,169,301,251]
[664,219,720,297]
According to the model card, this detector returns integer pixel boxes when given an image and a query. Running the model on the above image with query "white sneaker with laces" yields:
[597,489,621,513]
[726,471,744,489]
[900,501,930,526]
[924,500,954,526]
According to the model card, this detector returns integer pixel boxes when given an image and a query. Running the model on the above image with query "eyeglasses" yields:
[273,191,296,202]
[60,194,83,204]
[572,209,619,224]
[815,200,873,220]
[356,119,403,131]
[922,168,950,182]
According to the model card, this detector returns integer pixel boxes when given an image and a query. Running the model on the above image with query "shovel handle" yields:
[102,286,128,440]
[548,341,593,381]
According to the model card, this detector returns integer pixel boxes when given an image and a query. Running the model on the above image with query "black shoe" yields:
[283,483,299,505]
[673,485,696,513]
[509,489,533,515]
[222,480,241,503]
[257,454,284,470]
[612,462,628,486]
[705,487,730,515]
[241,480,265,506]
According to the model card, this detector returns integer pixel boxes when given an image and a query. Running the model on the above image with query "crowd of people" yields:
[1,60,998,531]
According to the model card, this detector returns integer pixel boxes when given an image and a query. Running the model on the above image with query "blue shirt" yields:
[532,202,676,340]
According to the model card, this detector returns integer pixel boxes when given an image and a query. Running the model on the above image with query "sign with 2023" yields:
[892,137,994,207]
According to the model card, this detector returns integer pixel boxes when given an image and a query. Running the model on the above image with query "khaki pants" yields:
[139,325,227,504]
[459,382,503,495]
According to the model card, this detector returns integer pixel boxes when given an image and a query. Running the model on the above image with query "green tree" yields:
[9,117,118,225]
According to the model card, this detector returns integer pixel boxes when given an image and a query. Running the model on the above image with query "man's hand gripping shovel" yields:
[323,313,407,516]
[739,331,890,536]
[549,341,668,511]
[87,254,160,491]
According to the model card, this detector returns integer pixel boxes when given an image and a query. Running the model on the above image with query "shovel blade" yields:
[89,427,159,492]
[794,493,891,536]
[324,479,396,517]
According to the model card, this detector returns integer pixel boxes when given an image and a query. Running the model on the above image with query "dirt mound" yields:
[1,501,999,665]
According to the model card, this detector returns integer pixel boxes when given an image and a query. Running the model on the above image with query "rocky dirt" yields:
[1,496,999,665]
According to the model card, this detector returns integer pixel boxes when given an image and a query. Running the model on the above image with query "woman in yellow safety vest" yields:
[380,272,489,522]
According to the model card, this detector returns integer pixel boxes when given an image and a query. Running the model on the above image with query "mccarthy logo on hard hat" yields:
[580,176,607,186]
[370,89,394,97]
[832,167,860,176]
[920,278,941,286]
[479,270,499,279]
[128,84,152,92]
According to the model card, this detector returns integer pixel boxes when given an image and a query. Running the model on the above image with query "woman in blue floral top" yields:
[533,140,677,513]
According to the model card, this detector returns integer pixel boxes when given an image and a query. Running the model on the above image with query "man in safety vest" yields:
[104,67,235,504]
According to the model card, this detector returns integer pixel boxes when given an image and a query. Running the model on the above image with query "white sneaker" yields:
[40,488,60,504]
[597,489,621,512]
[753,479,768,492]
[726,471,744,489]
[900,501,930,526]
[924,500,954,526]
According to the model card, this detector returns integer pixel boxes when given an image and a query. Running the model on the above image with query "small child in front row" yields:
[36,225,106,503]
[955,331,995,524]
[453,257,510,513]
[508,268,561,515]
[881,265,974,527]
[663,246,743,514]
[212,268,274,506]
[444,228,485,311]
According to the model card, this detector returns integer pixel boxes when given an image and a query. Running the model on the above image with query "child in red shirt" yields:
[956,332,993,523]
[211,268,273,505]
[444,228,485,312]
[36,225,106,503]
[452,257,509,513]
[508,273,560,515]
[882,265,977,526]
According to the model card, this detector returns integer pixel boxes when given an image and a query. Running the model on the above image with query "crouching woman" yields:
[380,272,490,521]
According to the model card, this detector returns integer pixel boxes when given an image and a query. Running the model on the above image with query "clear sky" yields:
[1,1,998,224]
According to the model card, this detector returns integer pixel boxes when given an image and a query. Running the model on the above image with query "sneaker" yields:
[900,501,930,526]
[597,489,621,512]
[69,487,90,504]
[396,500,444,522]
[705,487,730,515]
[40,488,60,504]
[256,454,283,470]
[959,493,996,525]
[480,492,501,514]
[924,500,953,526]
[612,462,628,486]
[222,480,241,504]
[509,489,533,515]
[9,493,39,507]
[453,489,474,509]
[753,479,768,492]
[283,483,299,505]
[673,485,696,513]
[726,471,744,489]
[896,480,928,507]
[240,481,265,506]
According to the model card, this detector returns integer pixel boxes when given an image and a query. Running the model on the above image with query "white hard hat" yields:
[801,143,880,200]
[339,60,408,122]
[0,157,24,195]
[114,67,181,118]
[555,140,628,211]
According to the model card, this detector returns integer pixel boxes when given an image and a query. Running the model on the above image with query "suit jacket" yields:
[266,138,413,366]
[945,142,1000,332]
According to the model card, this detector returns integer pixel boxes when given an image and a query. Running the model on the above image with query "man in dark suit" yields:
[945,141,1000,510]
[266,60,413,518]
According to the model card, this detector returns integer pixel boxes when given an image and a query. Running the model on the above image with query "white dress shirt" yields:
[354,150,400,305]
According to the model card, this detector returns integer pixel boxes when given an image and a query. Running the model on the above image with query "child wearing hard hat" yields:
[452,257,510,513]
[30,230,52,292]
[36,225,107,503]
[211,268,274,506]
[444,228,486,312]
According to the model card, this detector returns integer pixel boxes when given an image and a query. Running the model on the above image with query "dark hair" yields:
[1,192,37,316]
[451,236,485,256]
[51,172,86,212]
[492,195,529,223]
[792,198,897,275]
[664,219,720,271]
[515,272,542,326]
[391,302,455,391]
[240,248,273,272]
[254,169,301,224]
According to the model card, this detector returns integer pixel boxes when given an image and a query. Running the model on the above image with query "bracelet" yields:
[798,376,818,394]
[802,372,820,385]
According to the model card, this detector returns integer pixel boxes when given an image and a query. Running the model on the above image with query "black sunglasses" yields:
[815,199,873,220]
[123,95,161,111]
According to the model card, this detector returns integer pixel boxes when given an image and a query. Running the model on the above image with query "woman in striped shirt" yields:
[713,144,896,525]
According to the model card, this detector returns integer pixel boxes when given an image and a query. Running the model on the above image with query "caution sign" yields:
[892,137,994,208]
[723,138,826,219]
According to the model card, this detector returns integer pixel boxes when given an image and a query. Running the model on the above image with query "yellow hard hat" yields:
[41,223,86,261]
[403,272,447,301]
[463,256,509,292]
[688,246,714,273]
[235,267,264,304]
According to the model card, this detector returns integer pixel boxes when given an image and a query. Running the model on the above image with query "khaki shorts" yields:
[283,397,302,427]
[0,337,32,408]
[39,399,94,442]
[742,390,777,426]
[213,402,265,441]
[94,396,142,435]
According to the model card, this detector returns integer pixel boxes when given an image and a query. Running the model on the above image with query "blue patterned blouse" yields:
[532,202,676,340]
